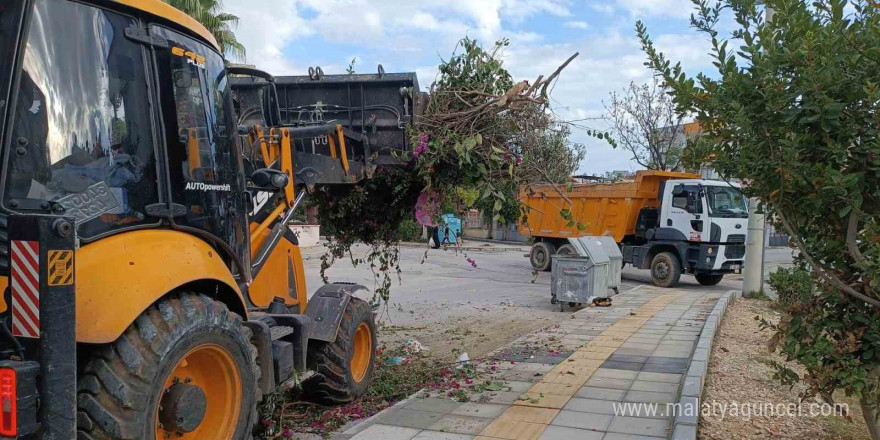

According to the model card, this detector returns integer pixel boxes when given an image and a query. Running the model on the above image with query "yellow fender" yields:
[75,230,246,344]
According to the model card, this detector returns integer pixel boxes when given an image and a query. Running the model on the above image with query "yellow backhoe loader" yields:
[0,0,417,438]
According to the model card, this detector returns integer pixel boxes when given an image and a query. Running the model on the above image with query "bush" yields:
[768,267,813,305]
[397,219,424,242]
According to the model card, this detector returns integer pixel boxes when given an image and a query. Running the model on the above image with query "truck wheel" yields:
[695,273,724,286]
[557,244,577,256]
[530,242,556,271]
[303,297,377,404]
[650,252,682,288]
[77,293,259,440]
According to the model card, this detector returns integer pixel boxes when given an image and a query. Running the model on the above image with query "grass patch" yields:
[744,290,773,301]
[822,392,871,440]
[255,344,501,437]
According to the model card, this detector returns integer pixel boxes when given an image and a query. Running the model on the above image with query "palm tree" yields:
[163,0,246,61]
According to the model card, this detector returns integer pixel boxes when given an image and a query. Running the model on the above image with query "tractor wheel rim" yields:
[351,323,372,383]
[156,344,242,440]
[535,249,546,265]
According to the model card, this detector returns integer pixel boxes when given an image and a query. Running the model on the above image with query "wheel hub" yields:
[654,261,669,279]
[535,250,546,265]
[159,383,207,433]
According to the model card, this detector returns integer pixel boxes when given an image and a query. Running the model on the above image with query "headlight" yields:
[708,247,714,255]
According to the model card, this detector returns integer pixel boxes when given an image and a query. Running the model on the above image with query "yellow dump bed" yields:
[518,170,700,242]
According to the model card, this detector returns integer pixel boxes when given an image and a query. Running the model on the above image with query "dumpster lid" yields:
[567,236,611,264]
[594,236,623,260]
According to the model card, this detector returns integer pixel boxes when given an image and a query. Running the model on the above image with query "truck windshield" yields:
[3,0,158,238]
[705,185,748,218]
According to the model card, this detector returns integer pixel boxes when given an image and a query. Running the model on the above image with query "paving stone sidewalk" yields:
[335,285,726,440]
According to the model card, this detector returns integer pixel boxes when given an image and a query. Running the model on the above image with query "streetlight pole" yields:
[741,3,775,298]
[756,1,775,23]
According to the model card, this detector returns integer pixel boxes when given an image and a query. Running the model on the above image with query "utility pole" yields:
[743,199,766,296]
[742,1,773,298]
[756,0,775,22]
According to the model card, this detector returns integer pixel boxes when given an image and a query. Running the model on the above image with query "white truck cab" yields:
[627,179,749,287]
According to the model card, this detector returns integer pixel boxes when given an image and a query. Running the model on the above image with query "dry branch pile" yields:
[310,38,584,303]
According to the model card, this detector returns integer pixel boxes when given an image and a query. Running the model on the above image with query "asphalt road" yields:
[302,244,795,312]
[300,243,794,359]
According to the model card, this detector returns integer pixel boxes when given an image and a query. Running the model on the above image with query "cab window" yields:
[151,26,248,263]
[3,0,159,238]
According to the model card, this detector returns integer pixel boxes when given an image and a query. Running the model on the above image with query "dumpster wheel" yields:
[303,297,377,404]
[77,293,259,440]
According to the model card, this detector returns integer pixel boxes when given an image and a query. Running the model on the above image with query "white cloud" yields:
[653,33,713,72]
[615,0,695,18]
[219,0,712,174]
[563,21,589,29]
[224,0,311,74]
[223,0,575,72]
[590,3,617,14]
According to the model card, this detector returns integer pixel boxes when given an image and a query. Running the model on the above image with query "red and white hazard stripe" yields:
[10,240,39,338]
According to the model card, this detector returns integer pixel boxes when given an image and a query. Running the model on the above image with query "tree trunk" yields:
[861,368,880,440]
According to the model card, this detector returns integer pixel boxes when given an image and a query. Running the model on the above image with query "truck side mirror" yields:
[686,192,703,214]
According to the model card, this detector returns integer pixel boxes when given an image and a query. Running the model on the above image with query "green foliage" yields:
[397,219,424,242]
[435,38,513,96]
[454,187,480,208]
[475,184,520,225]
[312,38,584,304]
[769,267,814,305]
[163,0,245,60]
[309,166,421,303]
[638,0,880,409]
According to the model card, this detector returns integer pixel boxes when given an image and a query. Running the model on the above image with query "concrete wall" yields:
[289,224,320,247]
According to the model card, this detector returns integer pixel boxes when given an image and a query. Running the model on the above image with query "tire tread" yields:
[76,293,258,440]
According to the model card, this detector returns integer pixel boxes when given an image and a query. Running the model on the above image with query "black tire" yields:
[695,273,724,286]
[77,293,259,440]
[303,297,377,404]
[650,251,682,288]
[556,244,577,256]
[530,242,556,271]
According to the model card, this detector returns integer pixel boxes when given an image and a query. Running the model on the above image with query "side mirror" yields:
[251,168,288,189]
[686,193,703,214]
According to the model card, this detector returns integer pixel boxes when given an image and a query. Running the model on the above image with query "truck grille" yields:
[725,244,745,259]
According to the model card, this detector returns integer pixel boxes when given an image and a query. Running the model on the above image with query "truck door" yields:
[663,184,706,242]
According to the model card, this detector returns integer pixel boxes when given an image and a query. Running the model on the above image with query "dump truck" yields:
[0,0,420,438]
[520,171,749,287]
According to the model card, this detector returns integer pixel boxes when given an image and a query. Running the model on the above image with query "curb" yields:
[671,289,741,440]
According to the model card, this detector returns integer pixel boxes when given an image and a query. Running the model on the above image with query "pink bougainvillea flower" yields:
[415,190,441,227]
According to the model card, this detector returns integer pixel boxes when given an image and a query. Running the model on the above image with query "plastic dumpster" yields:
[593,236,623,293]
[439,214,461,244]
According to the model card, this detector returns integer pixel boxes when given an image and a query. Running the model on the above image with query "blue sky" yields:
[225,0,717,174]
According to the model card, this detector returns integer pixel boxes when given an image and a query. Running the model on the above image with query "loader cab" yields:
[0,0,251,275]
